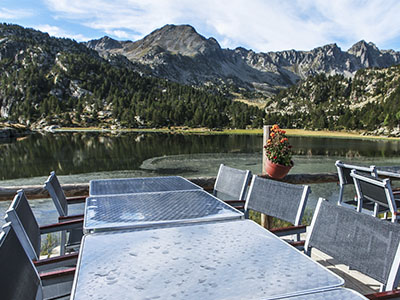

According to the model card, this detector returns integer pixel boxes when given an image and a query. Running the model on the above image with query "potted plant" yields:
[264,124,293,179]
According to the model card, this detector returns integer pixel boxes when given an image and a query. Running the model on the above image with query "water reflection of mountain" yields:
[291,137,400,157]
[1,132,400,181]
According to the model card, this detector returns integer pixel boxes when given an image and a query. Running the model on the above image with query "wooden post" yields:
[261,125,273,229]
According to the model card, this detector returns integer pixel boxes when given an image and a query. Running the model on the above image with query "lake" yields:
[1,131,400,227]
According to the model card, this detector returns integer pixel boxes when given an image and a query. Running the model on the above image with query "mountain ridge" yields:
[0,23,264,129]
[86,24,400,96]
[264,64,400,136]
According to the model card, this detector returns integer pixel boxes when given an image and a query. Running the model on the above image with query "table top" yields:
[84,190,243,233]
[89,176,202,196]
[279,288,367,299]
[71,220,344,300]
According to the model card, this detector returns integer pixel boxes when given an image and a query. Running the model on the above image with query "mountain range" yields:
[0,23,264,129]
[87,24,400,96]
[2,22,400,133]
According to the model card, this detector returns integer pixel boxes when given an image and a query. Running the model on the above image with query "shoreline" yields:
[52,126,400,141]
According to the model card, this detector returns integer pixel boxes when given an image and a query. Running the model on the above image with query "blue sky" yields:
[2,0,400,52]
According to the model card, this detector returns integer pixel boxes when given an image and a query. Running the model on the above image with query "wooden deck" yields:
[311,247,380,294]
[287,230,381,295]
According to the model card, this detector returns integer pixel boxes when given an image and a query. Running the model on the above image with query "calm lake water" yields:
[2,131,400,227]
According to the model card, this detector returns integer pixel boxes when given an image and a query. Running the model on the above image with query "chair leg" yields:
[337,186,344,205]
[373,203,379,217]
[357,198,363,213]
[296,233,301,242]
[60,231,66,256]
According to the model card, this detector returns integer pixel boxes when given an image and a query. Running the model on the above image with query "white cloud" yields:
[42,0,400,51]
[36,24,89,41]
[105,30,131,39]
[0,7,34,19]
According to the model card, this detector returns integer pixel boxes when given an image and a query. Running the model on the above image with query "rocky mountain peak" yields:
[134,24,221,57]
[348,40,378,55]
[84,24,400,96]
[348,40,397,68]
[86,36,123,51]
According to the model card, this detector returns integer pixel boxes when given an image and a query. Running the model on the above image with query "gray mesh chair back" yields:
[335,160,378,206]
[44,171,68,217]
[244,175,310,226]
[213,164,252,201]
[305,198,400,291]
[0,223,43,300]
[44,171,84,255]
[5,189,41,260]
[351,170,399,222]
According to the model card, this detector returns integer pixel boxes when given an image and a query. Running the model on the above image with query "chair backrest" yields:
[0,223,43,300]
[335,160,378,205]
[5,189,41,260]
[305,198,400,291]
[351,170,398,221]
[44,171,68,216]
[244,175,310,226]
[213,164,252,201]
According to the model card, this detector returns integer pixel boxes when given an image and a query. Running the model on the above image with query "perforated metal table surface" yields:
[89,176,202,196]
[84,190,243,233]
[71,220,344,300]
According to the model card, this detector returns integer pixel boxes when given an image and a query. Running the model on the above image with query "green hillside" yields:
[265,66,400,135]
[0,23,264,129]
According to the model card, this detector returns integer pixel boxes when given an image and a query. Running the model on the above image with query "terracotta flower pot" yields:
[264,159,293,179]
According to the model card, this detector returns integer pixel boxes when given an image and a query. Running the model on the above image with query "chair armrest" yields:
[289,240,305,250]
[40,267,75,286]
[270,225,307,237]
[365,289,400,299]
[34,252,78,272]
[223,200,245,210]
[66,196,87,204]
[59,214,84,222]
[232,206,245,210]
[223,200,245,205]
[40,218,83,234]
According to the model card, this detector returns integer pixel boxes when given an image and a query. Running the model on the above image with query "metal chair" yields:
[351,170,400,222]
[0,222,75,299]
[44,171,86,255]
[335,160,377,206]
[335,160,390,216]
[4,190,82,271]
[213,164,252,210]
[305,198,400,295]
[44,171,86,219]
[244,175,310,244]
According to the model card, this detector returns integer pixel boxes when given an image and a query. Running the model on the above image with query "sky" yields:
[2,0,400,53]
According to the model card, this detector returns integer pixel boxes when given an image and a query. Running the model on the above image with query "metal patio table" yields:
[71,220,344,300]
[84,190,243,233]
[89,176,202,196]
